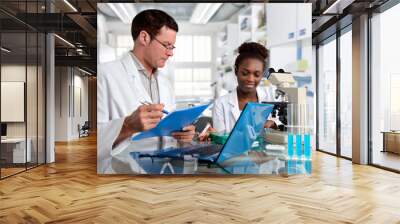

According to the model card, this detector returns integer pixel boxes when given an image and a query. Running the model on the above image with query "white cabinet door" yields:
[296,3,312,41]
[227,23,239,53]
[266,4,297,47]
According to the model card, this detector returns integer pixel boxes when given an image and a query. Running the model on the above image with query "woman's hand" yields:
[198,125,216,142]
[264,120,277,129]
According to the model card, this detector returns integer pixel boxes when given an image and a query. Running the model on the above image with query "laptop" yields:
[136,102,274,165]
[1,123,7,140]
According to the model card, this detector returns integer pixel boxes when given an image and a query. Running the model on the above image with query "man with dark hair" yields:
[98,9,195,173]
[131,9,178,40]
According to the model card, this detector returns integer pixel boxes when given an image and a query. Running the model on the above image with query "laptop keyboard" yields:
[184,144,223,157]
[158,144,223,158]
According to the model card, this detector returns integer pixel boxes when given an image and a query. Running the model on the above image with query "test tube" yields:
[305,160,312,174]
[287,160,294,175]
[287,133,294,158]
[295,133,302,159]
[287,103,294,134]
[293,104,302,159]
[304,133,311,160]
[287,103,294,159]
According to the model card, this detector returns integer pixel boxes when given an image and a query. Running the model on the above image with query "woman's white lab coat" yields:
[212,86,278,133]
[97,53,175,174]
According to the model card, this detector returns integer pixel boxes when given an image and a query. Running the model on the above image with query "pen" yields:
[199,123,211,137]
[140,101,169,114]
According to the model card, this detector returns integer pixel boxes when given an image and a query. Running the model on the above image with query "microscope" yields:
[262,72,307,132]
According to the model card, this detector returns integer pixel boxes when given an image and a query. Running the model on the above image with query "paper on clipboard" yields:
[131,103,210,141]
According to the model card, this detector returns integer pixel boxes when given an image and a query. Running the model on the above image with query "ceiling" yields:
[0,0,97,73]
[98,3,246,23]
[134,3,197,21]
[309,0,389,43]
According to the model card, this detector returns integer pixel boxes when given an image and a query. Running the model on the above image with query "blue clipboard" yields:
[131,103,210,141]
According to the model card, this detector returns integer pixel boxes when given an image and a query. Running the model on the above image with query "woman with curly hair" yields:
[211,42,278,133]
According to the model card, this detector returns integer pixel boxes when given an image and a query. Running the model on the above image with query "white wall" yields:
[1,64,46,163]
[1,65,26,140]
[1,65,36,137]
[269,39,312,74]
[54,67,89,141]
[55,66,69,141]
[73,74,89,138]
[98,13,118,64]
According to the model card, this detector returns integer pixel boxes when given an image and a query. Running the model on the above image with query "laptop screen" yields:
[216,102,274,164]
[1,123,7,137]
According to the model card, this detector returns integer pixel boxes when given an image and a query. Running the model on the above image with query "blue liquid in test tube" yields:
[296,134,302,159]
[287,133,294,158]
[287,160,294,175]
[304,134,311,160]
[305,160,312,174]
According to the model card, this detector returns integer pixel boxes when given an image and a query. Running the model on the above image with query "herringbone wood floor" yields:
[1,134,400,224]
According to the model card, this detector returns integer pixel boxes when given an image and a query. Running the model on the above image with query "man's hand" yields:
[171,125,195,143]
[113,104,164,148]
[125,104,164,133]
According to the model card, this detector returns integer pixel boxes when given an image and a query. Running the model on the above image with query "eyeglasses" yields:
[152,37,176,51]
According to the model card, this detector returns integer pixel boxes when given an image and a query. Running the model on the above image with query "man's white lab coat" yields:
[97,53,175,173]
